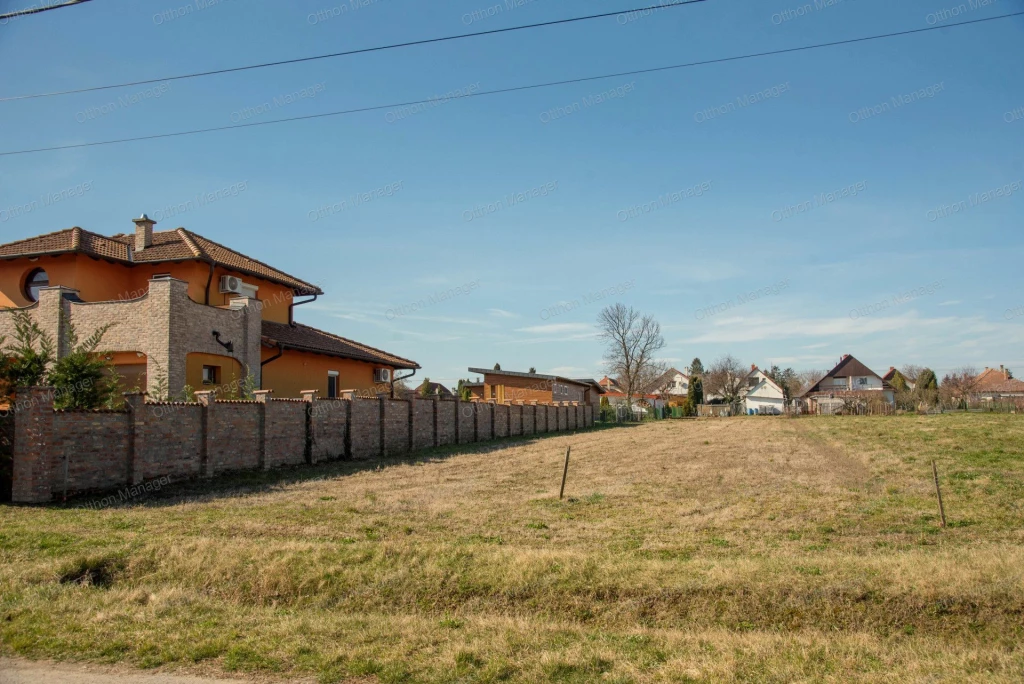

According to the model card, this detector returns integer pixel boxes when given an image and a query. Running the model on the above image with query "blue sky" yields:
[1,0,1023,387]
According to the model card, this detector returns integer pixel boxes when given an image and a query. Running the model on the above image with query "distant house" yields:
[882,367,915,391]
[800,354,895,414]
[653,368,689,404]
[743,365,785,415]
[400,380,454,400]
[462,382,485,400]
[467,367,605,406]
[974,366,1024,400]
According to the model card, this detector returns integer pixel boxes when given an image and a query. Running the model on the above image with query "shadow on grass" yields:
[43,422,639,510]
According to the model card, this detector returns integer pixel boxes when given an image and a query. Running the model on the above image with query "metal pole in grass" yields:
[559,446,571,500]
[932,460,947,528]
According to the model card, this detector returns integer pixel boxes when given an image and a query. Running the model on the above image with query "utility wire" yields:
[0,0,92,21]
[0,0,707,102]
[2,10,1021,158]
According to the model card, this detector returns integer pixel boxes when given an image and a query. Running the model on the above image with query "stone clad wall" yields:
[412,399,435,451]
[134,401,203,481]
[522,404,535,435]
[310,399,347,462]
[494,403,509,438]
[263,399,307,468]
[10,388,596,503]
[509,404,522,436]
[437,400,457,446]
[349,398,380,460]
[383,400,410,456]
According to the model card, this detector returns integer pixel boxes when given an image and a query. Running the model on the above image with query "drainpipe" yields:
[259,342,285,389]
[288,292,318,326]
[203,259,215,305]
[391,368,417,399]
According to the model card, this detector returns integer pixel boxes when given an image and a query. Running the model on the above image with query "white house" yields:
[743,365,786,415]
[799,354,895,414]
[654,367,689,398]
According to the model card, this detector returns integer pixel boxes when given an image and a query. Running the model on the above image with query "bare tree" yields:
[900,364,924,383]
[704,355,748,409]
[796,369,828,394]
[597,304,666,419]
[940,366,981,409]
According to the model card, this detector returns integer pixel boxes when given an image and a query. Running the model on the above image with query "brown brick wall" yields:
[52,411,131,494]
[476,402,494,441]
[494,403,509,438]
[136,403,203,481]
[10,388,601,503]
[411,399,434,451]
[457,401,476,444]
[349,398,381,459]
[310,398,347,461]
[264,399,307,468]
[509,404,522,436]
[383,399,409,456]
[522,404,535,434]
[437,400,457,446]
[207,402,261,474]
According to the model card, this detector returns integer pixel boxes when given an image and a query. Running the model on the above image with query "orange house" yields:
[0,215,418,398]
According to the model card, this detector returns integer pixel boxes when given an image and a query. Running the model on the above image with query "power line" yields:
[0,0,92,21]
[2,10,1021,158]
[0,0,707,102]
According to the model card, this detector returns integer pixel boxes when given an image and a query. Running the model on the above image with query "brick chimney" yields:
[1001,364,1007,379]
[132,213,155,251]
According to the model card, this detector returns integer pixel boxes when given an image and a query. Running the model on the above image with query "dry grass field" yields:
[2,415,1023,682]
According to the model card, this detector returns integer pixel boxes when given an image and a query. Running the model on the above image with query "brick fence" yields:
[9,387,595,503]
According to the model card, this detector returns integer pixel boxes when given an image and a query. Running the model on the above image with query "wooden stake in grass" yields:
[932,460,947,528]
[559,446,571,500]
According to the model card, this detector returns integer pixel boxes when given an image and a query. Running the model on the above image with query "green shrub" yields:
[47,322,117,410]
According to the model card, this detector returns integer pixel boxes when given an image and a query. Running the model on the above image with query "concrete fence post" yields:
[254,390,272,469]
[123,392,146,486]
[300,390,317,465]
[344,398,352,459]
[12,386,57,503]
[473,400,479,442]
[432,396,439,447]
[454,397,461,444]
[408,399,415,452]
[379,397,386,458]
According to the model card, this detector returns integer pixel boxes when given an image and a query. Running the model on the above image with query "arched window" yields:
[24,268,49,302]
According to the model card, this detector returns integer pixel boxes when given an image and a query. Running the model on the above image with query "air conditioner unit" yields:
[374,368,391,383]
[219,275,244,294]
[219,275,259,298]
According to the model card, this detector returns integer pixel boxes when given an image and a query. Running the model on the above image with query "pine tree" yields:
[687,375,703,413]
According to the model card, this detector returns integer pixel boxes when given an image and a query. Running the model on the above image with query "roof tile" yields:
[263,321,418,369]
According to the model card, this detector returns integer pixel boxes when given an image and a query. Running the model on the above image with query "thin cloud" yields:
[515,322,594,335]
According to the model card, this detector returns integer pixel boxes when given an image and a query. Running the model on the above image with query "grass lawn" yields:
[1,414,1023,682]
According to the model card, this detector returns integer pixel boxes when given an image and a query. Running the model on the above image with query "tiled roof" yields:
[263,321,419,369]
[974,368,1024,393]
[0,226,321,295]
[801,354,891,396]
